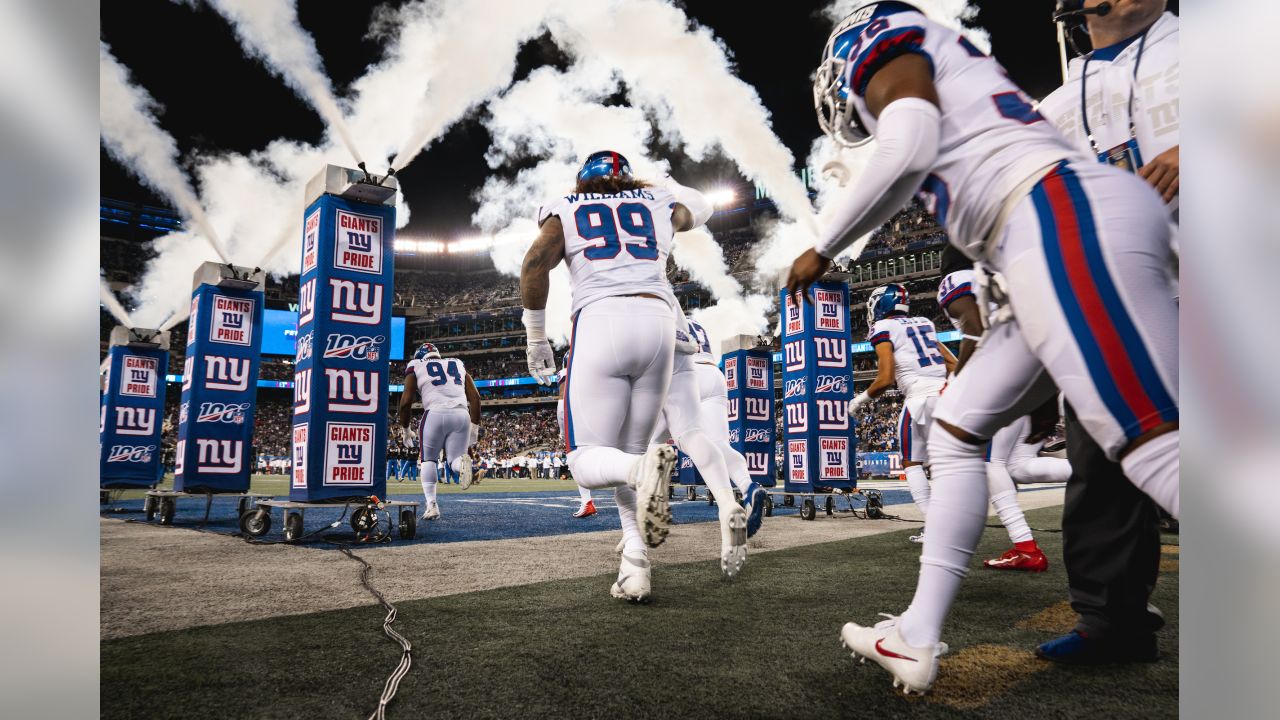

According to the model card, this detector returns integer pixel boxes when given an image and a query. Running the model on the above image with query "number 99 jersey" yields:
[537,186,680,316]
[407,357,469,411]
[868,316,947,399]
[831,2,1083,256]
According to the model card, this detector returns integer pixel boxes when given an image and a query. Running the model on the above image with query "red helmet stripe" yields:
[611,151,619,176]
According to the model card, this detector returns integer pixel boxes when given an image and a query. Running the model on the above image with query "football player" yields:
[398,342,481,521]
[848,283,955,542]
[787,1,1179,693]
[520,150,713,602]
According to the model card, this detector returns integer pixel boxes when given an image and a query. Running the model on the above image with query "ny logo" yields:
[330,279,383,325]
[294,369,311,415]
[115,407,155,436]
[815,337,847,368]
[785,403,808,432]
[196,438,243,474]
[222,312,243,329]
[298,278,316,327]
[784,341,805,371]
[325,369,380,414]
[746,396,770,421]
[347,232,372,253]
[727,397,739,422]
[205,356,251,392]
[746,452,768,474]
[817,399,850,430]
[825,451,842,465]
[183,357,193,391]
[335,443,364,464]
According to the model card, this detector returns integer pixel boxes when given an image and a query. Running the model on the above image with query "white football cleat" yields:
[421,501,440,521]
[840,615,948,695]
[629,444,677,548]
[614,537,626,554]
[908,530,925,544]
[456,455,474,490]
[609,552,652,603]
[719,505,748,579]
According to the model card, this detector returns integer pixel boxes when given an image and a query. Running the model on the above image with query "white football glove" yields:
[406,423,419,448]
[848,391,871,414]
[526,340,557,385]
[469,423,480,445]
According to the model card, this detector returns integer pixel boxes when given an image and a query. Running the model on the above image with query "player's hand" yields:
[849,391,871,414]
[1138,145,1178,203]
[469,423,480,445]
[526,340,557,385]
[406,424,419,447]
[785,248,832,303]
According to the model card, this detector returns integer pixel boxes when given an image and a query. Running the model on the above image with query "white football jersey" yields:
[838,3,1086,255]
[868,315,947,399]
[407,357,469,411]
[537,187,679,316]
[936,268,976,331]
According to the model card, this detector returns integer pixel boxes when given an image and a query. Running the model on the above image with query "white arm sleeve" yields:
[814,97,941,259]
[663,175,713,227]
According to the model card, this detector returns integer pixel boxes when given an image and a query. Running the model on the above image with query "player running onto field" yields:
[398,342,482,520]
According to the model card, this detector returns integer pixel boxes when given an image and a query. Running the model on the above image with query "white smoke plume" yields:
[99,279,134,329]
[189,0,365,164]
[99,43,231,264]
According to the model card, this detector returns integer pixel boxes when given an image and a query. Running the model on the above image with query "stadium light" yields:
[449,235,493,254]
[704,187,737,208]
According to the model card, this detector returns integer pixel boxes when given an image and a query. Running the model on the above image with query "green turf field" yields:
[113,473,578,500]
[101,507,1178,719]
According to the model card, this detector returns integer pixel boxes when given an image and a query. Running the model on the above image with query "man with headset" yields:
[1036,0,1179,665]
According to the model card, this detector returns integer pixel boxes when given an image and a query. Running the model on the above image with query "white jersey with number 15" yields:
[868,315,947,399]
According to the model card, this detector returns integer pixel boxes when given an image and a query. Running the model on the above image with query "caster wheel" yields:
[668,485,675,500]
[351,506,377,533]
[686,486,696,501]
[158,497,176,526]
[284,512,304,542]
[399,509,417,540]
[800,498,816,521]
[237,497,250,517]
[763,494,774,517]
[708,492,715,506]
[144,496,157,522]
[783,494,795,508]
[100,490,110,505]
[240,508,272,537]
[825,496,834,516]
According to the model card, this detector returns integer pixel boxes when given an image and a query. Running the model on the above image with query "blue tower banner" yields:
[291,166,398,502]
[174,266,265,493]
[100,332,168,489]
[780,282,857,492]
[676,448,703,486]
[723,346,776,487]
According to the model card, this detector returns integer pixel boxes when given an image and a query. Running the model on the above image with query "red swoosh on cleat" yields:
[875,639,918,662]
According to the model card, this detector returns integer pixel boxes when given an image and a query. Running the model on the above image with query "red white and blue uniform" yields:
[869,315,946,464]
[406,356,471,464]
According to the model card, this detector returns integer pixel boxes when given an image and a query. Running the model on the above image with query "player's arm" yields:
[938,340,957,375]
[945,294,983,375]
[464,373,481,425]
[786,54,942,299]
[521,216,566,385]
[397,370,419,429]
[662,174,713,232]
[851,341,896,413]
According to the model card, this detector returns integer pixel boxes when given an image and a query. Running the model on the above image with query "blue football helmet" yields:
[413,342,440,361]
[577,150,633,182]
[867,283,910,326]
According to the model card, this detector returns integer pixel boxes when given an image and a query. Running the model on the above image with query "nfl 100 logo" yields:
[820,437,849,481]
[210,295,254,346]
[292,424,308,488]
[785,293,804,335]
[723,357,738,390]
[746,356,768,390]
[120,355,157,398]
[325,422,375,485]
[335,209,383,274]
[788,440,808,484]
[302,209,320,274]
[814,289,845,332]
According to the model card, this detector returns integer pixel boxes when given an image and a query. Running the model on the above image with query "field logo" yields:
[785,293,804,335]
[745,428,770,443]
[120,355,158,398]
[784,377,807,400]
[292,424,308,487]
[196,438,243,474]
[727,397,739,422]
[820,437,849,481]
[302,209,320,273]
[210,295,254,346]
[815,289,845,332]
[746,452,769,476]
[197,402,250,424]
[330,279,383,325]
[323,334,384,361]
[723,357,738,390]
[293,369,311,415]
[817,398,850,430]
[784,341,805,372]
[325,422,375,485]
[205,355,251,392]
[114,407,156,436]
[747,356,768,390]
[788,440,809,484]
[815,374,849,394]
[334,210,383,274]
[815,336,848,369]
[325,369,380,414]
[785,402,808,433]
[107,444,155,463]
[298,278,316,327]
